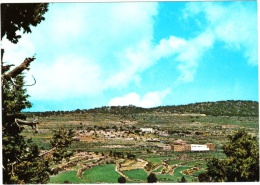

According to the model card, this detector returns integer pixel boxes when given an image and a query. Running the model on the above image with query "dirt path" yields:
[114,162,130,180]
[152,165,162,174]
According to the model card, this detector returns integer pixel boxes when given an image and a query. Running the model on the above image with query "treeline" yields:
[153,100,259,117]
[25,100,258,117]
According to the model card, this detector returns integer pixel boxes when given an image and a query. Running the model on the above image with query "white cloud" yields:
[154,36,187,58]
[166,1,258,83]
[2,2,256,108]
[108,88,171,108]
[183,2,258,65]
[1,34,35,67]
[175,30,215,82]
[105,39,155,88]
[27,55,102,100]
[2,3,159,100]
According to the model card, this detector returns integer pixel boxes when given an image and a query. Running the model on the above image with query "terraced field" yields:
[22,101,258,183]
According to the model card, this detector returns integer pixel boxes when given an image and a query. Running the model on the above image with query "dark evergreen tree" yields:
[147,173,157,183]
[118,176,126,183]
[2,3,74,184]
[1,3,49,43]
[198,172,210,182]
[180,176,186,183]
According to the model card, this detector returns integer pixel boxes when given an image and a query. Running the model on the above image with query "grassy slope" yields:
[123,169,147,182]
[25,100,258,183]
[82,164,120,183]
[49,171,84,184]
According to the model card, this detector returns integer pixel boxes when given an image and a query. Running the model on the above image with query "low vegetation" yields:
[19,100,259,183]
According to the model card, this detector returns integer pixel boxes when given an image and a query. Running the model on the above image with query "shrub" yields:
[147,173,157,183]
[118,176,126,183]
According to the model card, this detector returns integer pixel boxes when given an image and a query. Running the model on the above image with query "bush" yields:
[118,176,126,183]
[147,173,157,183]
[198,172,210,182]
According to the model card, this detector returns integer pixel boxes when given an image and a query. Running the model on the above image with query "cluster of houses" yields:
[170,139,215,152]
[73,126,215,152]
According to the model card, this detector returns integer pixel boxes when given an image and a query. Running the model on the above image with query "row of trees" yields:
[25,100,259,117]
[159,100,259,117]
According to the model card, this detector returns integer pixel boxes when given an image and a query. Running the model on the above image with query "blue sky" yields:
[2,1,258,111]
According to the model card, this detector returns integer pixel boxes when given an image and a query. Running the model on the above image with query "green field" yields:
[145,157,169,164]
[82,164,120,183]
[157,174,178,182]
[22,101,258,184]
[50,171,84,184]
[123,169,147,182]
[153,165,163,173]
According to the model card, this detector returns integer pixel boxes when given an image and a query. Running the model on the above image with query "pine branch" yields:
[2,64,15,74]
[15,118,39,133]
[38,147,56,157]
[4,57,35,79]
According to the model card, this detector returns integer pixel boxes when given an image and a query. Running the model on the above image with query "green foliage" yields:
[2,75,32,114]
[147,173,157,183]
[1,3,74,184]
[27,100,259,117]
[118,176,126,183]
[206,130,259,182]
[1,73,49,183]
[157,100,259,117]
[1,3,49,43]
[198,172,210,182]
[180,176,186,183]
[51,127,75,163]
[145,162,157,171]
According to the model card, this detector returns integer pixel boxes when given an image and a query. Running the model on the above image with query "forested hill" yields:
[26,100,259,117]
[153,100,259,117]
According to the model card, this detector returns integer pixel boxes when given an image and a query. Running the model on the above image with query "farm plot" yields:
[157,174,178,182]
[153,165,163,173]
[144,156,170,164]
[82,164,121,183]
[49,171,84,184]
[173,166,197,182]
[119,159,147,171]
[123,169,147,182]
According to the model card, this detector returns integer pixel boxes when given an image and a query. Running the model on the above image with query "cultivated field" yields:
[23,101,259,183]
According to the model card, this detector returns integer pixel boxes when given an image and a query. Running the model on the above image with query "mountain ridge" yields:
[25,100,258,117]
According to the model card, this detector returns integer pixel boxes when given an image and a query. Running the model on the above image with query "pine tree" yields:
[118,176,126,183]
[147,173,157,183]
[2,3,74,183]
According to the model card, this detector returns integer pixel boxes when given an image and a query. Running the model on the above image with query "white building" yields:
[140,128,154,133]
[190,144,210,151]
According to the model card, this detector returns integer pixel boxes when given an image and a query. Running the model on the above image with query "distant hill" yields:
[153,100,259,117]
[26,100,258,117]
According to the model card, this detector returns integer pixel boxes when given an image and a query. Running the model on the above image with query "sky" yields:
[1,1,258,111]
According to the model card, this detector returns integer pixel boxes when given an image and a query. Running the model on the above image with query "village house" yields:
[170,139,215,152]
[140,127,155,133]
[160,144,172,151]
[190,144,209,151]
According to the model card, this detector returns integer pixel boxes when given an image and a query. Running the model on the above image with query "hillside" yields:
[153,100,259,117]
[25,100,258,117]
[21,100,258,183]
